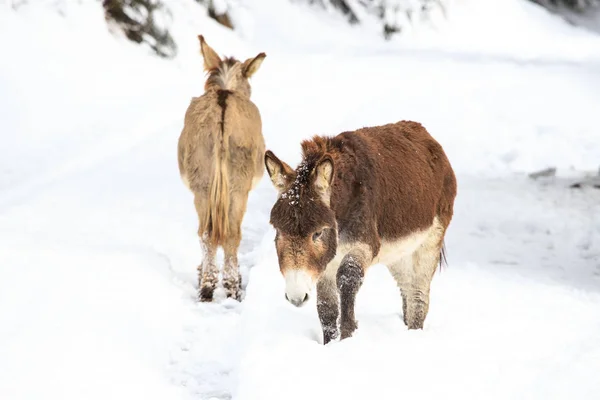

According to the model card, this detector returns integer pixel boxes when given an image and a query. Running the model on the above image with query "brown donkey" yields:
[265,121,457,343]
[178,36,266,301]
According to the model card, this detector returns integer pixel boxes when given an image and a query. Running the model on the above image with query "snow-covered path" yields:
[2,52,600,399]
[2,2,600,400]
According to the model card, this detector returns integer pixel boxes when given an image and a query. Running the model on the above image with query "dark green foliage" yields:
[102,0,177,58]
[196,0,234,29]
[530,0,600,10]
[306,0,446,39]
[329,0,360,24]
[529,0,600,33]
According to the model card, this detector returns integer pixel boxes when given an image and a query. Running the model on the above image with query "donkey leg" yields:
[336,245,371,340]
[401,246,442,329]
[198,235,219,302]
[389,254,438,329]
[222,233,242,301]
[407,219,445,329]
[222,190,248,301]
[390,220,445,329]
[194,194,219,302]
[404,286,432,329]
[387,256,412,327]
[317,275,339,344]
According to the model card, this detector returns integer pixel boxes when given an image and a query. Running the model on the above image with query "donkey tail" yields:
[203,90,231,246]
[438,241,448,271]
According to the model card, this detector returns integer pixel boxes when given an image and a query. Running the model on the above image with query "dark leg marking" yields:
[317,278,339,344]
[336,255,364,339]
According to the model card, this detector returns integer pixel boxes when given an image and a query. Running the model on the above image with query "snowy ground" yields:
[1,1,600,400]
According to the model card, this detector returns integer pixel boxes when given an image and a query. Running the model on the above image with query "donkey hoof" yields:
[225,288,242,302]
[407,321,424,330]
[199,286,215,302]
[223,278,242,301]
[323,328,340,345]
[340,329,354,340]
[340,321,358,340]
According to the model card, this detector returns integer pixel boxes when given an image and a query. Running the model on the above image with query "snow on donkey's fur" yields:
[177,35,266,301]
[265,121,457,343]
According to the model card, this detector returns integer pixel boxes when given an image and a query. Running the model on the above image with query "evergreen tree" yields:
[102,0,177,58]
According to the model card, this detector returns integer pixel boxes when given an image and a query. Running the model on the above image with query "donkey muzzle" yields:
[285,292,309,307]
[284,269,313,307]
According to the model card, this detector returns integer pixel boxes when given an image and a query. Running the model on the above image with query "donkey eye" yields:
[312,230,324,242]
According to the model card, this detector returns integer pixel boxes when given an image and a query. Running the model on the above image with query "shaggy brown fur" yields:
[178,35,266,301]
[265,121,457,343]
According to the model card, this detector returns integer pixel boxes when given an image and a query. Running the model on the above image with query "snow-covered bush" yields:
[531,0,600,10]
[528,0,600,33]
[102,0,176,58]
[197,0,235,29]
[305,0,449,38]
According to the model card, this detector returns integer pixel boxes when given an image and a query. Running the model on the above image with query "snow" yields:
[396,0,600,61]
[1,1,600,400]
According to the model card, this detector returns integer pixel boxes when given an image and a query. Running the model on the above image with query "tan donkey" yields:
[178,35,266,301]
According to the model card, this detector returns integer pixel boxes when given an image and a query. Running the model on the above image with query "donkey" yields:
[264,121,457,343]
[178,35,266,301]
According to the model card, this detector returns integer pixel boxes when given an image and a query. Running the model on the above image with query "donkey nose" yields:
[285,292,309,307]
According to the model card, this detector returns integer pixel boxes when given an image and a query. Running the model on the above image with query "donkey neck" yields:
[204,60,251,98]
[326,132,380,251]
[205,82,250,98]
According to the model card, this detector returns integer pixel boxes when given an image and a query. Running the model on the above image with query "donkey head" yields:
[265,150,338,307]
[198,35,266,98]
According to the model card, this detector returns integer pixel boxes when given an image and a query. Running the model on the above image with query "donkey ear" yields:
[313,156,334,205]
[265,150,292,193]
[243,53,266,78]
[198,35,222,71]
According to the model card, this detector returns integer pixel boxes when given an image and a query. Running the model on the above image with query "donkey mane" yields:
[280,136,335,204]
[301,136,338,165]
[205,57,239,90]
